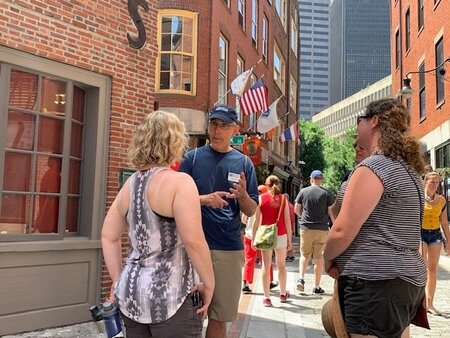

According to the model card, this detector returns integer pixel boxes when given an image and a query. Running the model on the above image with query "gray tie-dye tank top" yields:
[114,167,196,323]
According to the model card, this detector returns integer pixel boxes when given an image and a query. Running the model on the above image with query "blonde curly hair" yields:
[364,98,425,174]
[128,111,188,169]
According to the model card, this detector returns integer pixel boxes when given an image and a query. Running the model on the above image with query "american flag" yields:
[240,79,268,116]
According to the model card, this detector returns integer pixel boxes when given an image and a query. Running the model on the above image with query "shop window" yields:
[1,68,85,236]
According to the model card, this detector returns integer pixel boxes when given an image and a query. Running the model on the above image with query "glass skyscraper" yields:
[298,0,330,120]
[329,0,390,105]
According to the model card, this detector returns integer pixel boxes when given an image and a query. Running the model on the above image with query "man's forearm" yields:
[239,193,257,216]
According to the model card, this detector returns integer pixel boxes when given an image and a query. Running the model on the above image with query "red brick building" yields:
[156,0,301,193]
[391,0,450,169]
[0,1,158,334]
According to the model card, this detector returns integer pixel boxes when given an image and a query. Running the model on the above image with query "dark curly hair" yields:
[363,98,425,174]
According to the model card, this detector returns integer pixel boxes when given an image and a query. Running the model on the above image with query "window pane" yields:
[3,152,32,192]
[6,111,35,151]
[0,194,30,232]
[40,77,66,116]
[160,54,170,71]
[181,72,192,92]
[219,37,227,73]
[33,195,59,233]
[161,34,171,51]
[183,34,193,54]
[170,72,181,90]
[162,16,172,34]
[160,72,170,89]
[37,116,64,154]
[35,156,61,194]
[182,56,192,74]
[218,74,227,104]
[9,69,38,110]
[172,54,182,72]
[172,16,182,34]
[72,86,85,123]
[68,159,81,194]
[65,197,79,233]
[71,122,83,158]
[172,34,182,52]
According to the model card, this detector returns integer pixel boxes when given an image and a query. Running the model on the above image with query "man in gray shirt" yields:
[294,170,334,294]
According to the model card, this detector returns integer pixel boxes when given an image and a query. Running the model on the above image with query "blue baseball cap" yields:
[208,104,239,124]
[310,170,324,179]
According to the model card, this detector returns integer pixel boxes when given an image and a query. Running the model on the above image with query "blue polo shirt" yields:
[179,145,258,250]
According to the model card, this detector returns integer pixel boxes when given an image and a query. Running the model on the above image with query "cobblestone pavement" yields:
[3,241,450,338]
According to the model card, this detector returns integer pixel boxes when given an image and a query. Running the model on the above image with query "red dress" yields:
[259,192,287,235]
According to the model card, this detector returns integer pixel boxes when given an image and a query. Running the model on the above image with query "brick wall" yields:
[391,0,450,139]
[0,0,158,300]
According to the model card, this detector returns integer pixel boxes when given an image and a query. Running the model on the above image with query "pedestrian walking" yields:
[294,170,334,294]
[178,104,258,338]
[420,171,450,316]
[242,185,277,294]
[324,98,427,338]
[102,111,215,337]
[252,175,292,307]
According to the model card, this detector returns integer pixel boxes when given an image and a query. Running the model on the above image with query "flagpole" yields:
[213,58,262,106]
[213,88,232,107]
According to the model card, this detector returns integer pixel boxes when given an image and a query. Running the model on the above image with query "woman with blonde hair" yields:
[421,171,450,315]
[253,175,292,307]
[324,98,427,337]
[102,111,215,337]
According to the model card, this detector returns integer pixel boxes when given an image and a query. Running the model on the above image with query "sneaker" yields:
[280,291,290,303]
[296,278,305,292]
[263,298,272,307]
[242,285,252,294]
[269,281,279,290]
[312,286,325,294]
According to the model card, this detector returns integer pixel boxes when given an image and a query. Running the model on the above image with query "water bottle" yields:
[102,301,122,338]
[89,304,106,334]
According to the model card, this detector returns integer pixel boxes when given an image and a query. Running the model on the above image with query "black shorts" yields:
[338,276,424,338]
[119,295,203,338]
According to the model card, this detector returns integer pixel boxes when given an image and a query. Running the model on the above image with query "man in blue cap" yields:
[179,104,258,338]
[294,170,334,294]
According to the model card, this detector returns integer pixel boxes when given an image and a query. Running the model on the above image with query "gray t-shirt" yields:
[295,185,334,230]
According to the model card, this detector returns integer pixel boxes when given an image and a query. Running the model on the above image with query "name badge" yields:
[228,172,240,183]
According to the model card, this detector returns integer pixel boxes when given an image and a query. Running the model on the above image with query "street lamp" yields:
[397,57,450,99]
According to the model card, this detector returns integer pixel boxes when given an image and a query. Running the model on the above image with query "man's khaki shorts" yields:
[208,250,244,322]
[300,229,328,259]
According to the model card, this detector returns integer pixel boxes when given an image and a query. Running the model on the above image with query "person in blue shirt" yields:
[179,104,258,338]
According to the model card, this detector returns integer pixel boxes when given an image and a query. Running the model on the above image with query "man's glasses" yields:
[208,121,236,130]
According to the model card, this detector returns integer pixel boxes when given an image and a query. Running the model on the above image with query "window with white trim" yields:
[218,35,229,105]
[273,43,285,93]
[251,0,258,48]
[238,0,245,30]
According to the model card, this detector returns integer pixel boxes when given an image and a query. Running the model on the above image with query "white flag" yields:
[230,67,253,97]
[257,96,282,133]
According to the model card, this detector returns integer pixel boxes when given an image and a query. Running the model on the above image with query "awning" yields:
[292,177,302,187]
[273,166,290,180]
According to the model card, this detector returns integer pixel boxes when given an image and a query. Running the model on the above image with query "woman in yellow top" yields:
[421,171,450,315]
